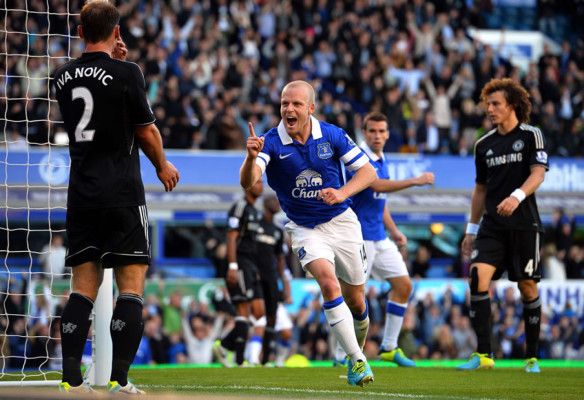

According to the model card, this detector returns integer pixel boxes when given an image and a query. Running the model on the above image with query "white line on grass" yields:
[143,384,504,400]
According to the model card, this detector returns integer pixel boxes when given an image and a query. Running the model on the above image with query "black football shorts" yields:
[471,226,541,282]
[226,255,264,304]
[65,205,151,268]
[260,276,280,317]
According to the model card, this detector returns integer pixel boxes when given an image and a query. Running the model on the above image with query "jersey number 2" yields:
[72,87,95,142]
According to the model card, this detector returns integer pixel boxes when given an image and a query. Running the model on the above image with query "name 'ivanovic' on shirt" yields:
[485,152,523,167]
[55,67,113,89]
[255,116,369,228]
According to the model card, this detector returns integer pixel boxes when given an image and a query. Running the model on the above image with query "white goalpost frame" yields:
[0,1,113,387]
[87,269,113,387]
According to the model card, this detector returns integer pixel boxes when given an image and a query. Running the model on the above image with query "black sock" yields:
[261,326,276,365]
[61,292,94,386]
[110,293,144,386]
[232,318,249,365]
[523,297,541,359]
[470,291,492,355]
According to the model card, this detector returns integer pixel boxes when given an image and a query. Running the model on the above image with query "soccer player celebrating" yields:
[214,181,266,367]
[336,112,434,367]
[53,0,179,394]
[458,78,548,373]
[240,80,376,386]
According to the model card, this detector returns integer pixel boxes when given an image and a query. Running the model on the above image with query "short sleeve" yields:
[334,130,368,171]
[127,62,155,126]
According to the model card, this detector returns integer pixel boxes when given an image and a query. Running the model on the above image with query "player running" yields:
[240,80,376,386]
[336,111,434,367]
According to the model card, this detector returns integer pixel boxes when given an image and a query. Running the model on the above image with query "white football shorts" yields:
[364,237,409,281]
[285,208,367,285]
[253,303,294,332]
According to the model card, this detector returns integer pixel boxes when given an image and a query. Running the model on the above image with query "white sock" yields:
[247,335,262,364]
[381,300,407,351]
[352,299,369,350]
[334,315,369,361]
[275,338,291,367]
[323,296,365,364]
[335,341,346,361]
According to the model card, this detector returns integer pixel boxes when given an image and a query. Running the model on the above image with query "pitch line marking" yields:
[144,384,502,400]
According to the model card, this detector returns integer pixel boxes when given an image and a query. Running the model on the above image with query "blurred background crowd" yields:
[2,0,584,156]
[2,269,583,369]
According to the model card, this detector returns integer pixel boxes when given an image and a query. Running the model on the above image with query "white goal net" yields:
[0,0,107,386]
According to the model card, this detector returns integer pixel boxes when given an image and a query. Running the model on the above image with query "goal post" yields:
[0,1,112,387]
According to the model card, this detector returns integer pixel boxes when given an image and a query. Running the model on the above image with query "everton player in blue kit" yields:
[336,112,434,367]
[240,80,376,386]
[53,1,179,394]
[458,78,548,373]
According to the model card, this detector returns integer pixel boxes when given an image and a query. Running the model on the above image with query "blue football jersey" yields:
[347,144,388,241]
[255,116,369,228]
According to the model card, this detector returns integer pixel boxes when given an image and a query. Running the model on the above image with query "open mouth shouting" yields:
[286,116,298,128]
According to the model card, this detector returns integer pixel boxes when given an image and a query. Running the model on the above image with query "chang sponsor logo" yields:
[292,169,323,199]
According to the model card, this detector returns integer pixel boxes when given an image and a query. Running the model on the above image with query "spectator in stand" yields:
[143,314,170,364]
[565,245,584,279]
[38,233,67,277]
[416,111,440,154]
[13,1,584,156]
[182,312,224,364]
[412,245,431,278]
[451,307,477,360]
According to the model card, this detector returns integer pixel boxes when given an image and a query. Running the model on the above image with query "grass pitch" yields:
[126,360,583,400]
[1,360,582,399]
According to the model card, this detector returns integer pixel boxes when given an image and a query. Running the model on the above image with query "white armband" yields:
[465,222,480,235]
[510,188,526,203]
[228,262,239,271]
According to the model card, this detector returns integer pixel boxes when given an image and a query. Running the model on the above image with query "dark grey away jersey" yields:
[53,52,155,208]
[474,123,549,231]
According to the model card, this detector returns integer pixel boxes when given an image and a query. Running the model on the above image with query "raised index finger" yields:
[248,122,256,138]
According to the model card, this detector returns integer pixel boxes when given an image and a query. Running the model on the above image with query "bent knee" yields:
[319,279,341,300]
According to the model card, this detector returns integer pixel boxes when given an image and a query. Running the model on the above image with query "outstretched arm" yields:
[383,204,407,248]
[240,122,265,189]
[370,172,434,193]
[135,124,179,192]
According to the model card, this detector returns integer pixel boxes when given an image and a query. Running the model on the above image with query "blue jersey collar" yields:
[277,116,323,144]
[361,143,384,162]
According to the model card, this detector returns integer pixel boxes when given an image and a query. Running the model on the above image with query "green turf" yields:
[124,362,584,400]
[2,361,583,399]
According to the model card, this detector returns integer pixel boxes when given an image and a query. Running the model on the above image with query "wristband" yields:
[228,262,238,271]
[510,188,526,203]
[465,222,479,235]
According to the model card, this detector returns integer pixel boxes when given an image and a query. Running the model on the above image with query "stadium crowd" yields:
[2,0,584,156]
[2,261,583,370]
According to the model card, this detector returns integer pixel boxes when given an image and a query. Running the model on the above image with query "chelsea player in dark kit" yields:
[213,180,266,367]
[458,78,548,373]
[240,80,376,386]
[53,0,179,394]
